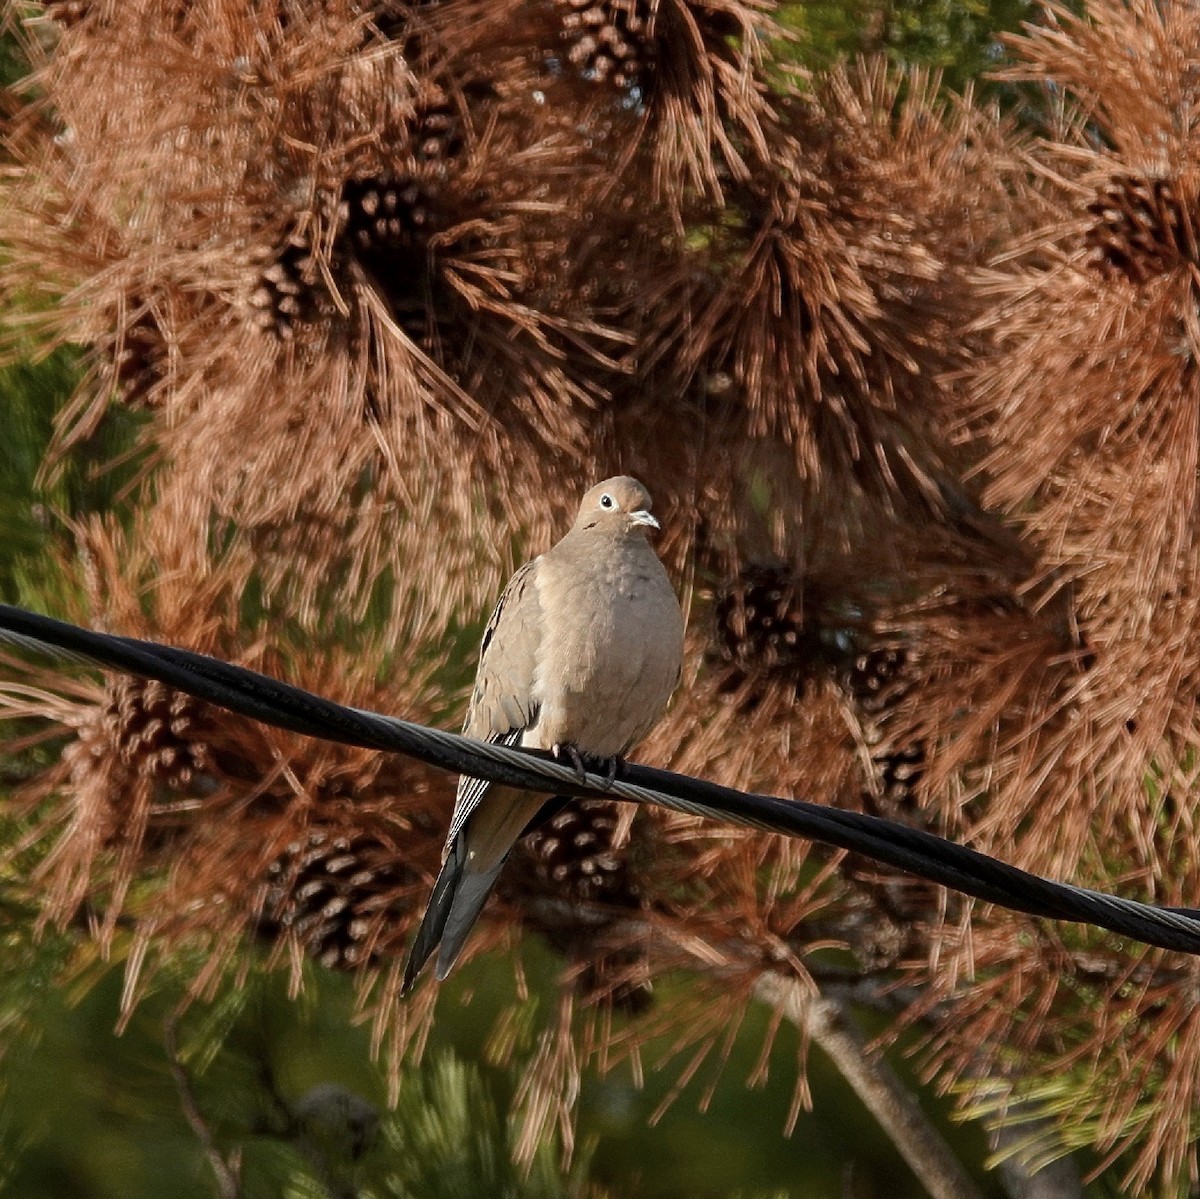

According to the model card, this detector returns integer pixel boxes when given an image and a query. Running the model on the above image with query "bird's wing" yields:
[444,557,542,847]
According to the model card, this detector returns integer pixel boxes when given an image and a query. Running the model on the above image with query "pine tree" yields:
[6,0,1200,1193]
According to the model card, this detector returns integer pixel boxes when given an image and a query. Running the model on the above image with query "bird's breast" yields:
[528,549,683,757]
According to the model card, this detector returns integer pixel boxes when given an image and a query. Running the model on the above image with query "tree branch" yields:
[525,894,989,1197]
[163,1007,242,1199]
[754,973,984,1199]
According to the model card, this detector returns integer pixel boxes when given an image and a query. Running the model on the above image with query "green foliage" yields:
[375,1056,604,1199]
[0,928,1012,1198]
[0,351,146,607]
[1,26,27,90]
[0,940,597,1199]
[780,0,1037,94]
[963,1073,1198,1199]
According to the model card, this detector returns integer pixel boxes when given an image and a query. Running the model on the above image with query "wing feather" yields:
[443,558,541,847]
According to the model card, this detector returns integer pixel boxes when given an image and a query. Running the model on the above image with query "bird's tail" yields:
[400,838,506,993]
[401,794,569,994]
[434,859,507,981]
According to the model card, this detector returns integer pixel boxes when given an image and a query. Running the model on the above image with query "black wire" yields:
[2,602,1199,954]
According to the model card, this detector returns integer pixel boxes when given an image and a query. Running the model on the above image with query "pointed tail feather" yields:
[430,792,571,980]
[401,841,467,994]
[434,857,507,980]
[401,838,510,992]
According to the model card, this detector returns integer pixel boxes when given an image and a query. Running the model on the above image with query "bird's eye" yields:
[600,494,615,509]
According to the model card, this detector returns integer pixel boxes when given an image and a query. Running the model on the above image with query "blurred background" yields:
[3,0,1200,1194]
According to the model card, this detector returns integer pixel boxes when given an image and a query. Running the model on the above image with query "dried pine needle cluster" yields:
[5,0,1200,1188]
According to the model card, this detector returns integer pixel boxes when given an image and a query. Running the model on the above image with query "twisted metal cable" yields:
[2,603,1199,954]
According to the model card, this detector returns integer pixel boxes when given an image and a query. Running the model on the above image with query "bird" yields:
[401,476,685,992]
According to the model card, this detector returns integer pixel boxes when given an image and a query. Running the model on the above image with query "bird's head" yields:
[573,476,659,538]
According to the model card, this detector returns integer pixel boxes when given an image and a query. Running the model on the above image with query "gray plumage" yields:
[402,476,685,991]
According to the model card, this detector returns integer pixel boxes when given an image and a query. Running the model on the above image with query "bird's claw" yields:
[551,743,622,790]
[601,755,622,789]
[552,741,588,782]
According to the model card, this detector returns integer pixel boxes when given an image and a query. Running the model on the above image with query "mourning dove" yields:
[401,476,685,991]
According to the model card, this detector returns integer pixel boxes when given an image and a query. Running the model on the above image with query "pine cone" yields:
[102,677,213,791]
[715,565,807,675]
[262,831,414,970]
[109,311,168,407]
[1085,172,1197,283]
[514,800,652,1012]
[408,81,497,164]
[61,683,211,857]
[522,800,635,904]
[556,0,656,93]
[339,175,440,255]
[841,647,934,931]
[843,646,925,813]
[412,97,465,164]
[842,646,906,715]
[712,565,859,702]
[875,743,924,807]
[249,235,322,341]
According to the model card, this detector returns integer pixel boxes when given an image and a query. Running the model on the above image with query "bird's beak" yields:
[630,509,660,531]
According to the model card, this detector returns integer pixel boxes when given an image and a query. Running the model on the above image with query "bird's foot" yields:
[551,743,622,789]
[552,741,588,783]
[601,755,623,789]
